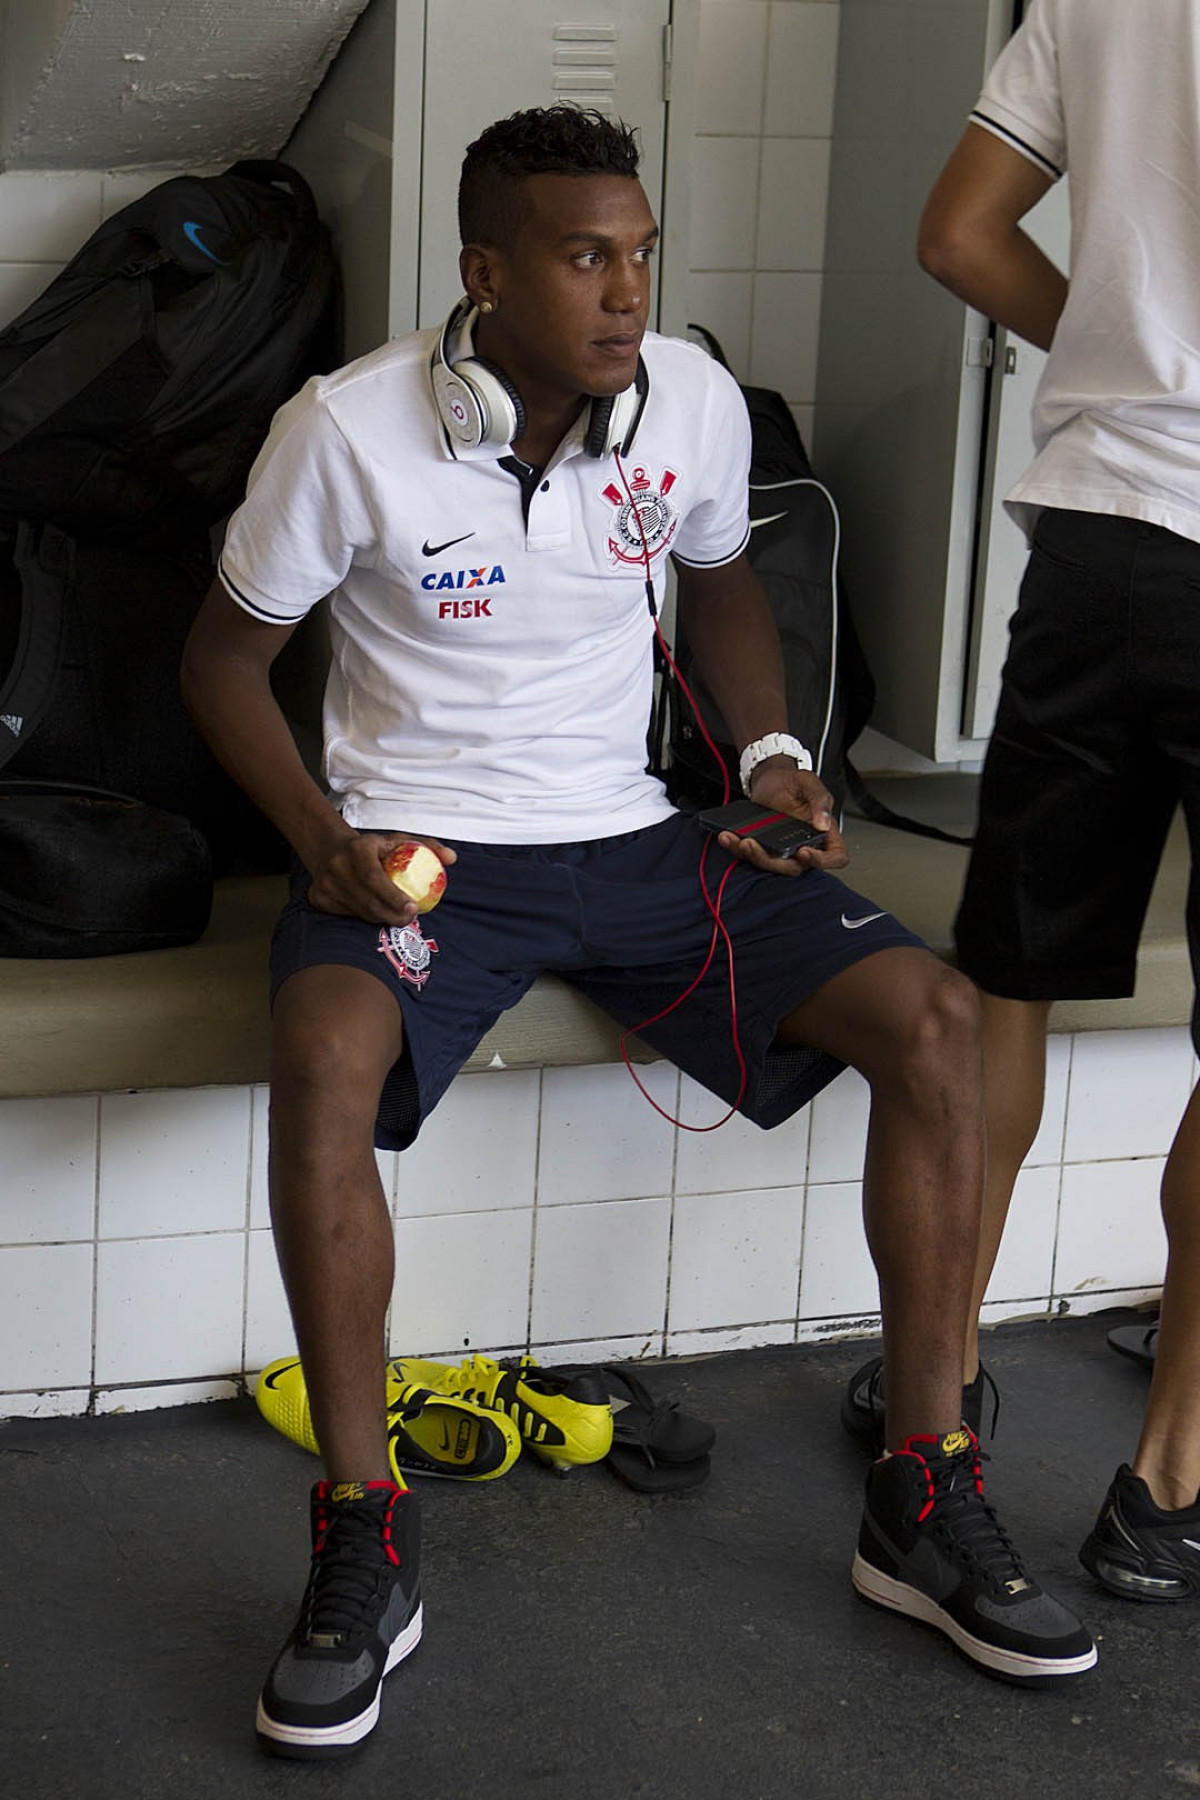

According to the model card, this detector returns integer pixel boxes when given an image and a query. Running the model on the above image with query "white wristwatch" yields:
[739,732,813,797]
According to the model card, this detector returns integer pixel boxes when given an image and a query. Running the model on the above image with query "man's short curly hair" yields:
[459,104,641,250]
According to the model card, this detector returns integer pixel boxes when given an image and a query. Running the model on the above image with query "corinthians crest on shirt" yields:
[377,919,438,988]
[601,465,679,567]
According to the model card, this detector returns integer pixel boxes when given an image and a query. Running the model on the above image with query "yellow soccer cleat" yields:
[256,1355,321,1454]
[254,1355,521,1482]
[386,1368,522,1482]
[391,1353,613,1474]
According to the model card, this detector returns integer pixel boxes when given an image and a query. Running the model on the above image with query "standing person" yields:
[908,0,1200,1604]
[183,104,1094,1759]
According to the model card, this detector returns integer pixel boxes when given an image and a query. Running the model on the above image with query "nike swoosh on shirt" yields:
[748,511,787,530]
[1185,1538,1200,1553]
[422,532,476,556]
[841,911,887,931]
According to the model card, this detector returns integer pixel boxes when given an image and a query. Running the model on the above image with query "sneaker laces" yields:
[969,1364,1001,1442]
[922,1445,1028,1592]
[452,1354,501,1399]
[496,1354,567,1398]
[301,1493,397,1643]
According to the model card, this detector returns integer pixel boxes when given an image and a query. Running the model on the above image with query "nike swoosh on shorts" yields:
[841,911,888,930]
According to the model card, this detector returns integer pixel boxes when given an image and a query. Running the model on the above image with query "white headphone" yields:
[429,297,649,459]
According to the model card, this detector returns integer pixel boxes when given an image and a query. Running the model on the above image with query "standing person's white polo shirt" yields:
[219,324,750,845]
[972,0,1200,545]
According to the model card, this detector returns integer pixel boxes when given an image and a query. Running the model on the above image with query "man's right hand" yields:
[308,831,458,926]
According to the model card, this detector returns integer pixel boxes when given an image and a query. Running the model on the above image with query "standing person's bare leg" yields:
[1079,1079,1200,1600]
[1134,1081,1200,1508]
[964,995,1052,1384]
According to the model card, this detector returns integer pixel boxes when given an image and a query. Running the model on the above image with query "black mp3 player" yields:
[697,799,827,857]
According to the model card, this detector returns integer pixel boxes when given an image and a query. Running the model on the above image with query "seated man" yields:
[182,104,1095,1759]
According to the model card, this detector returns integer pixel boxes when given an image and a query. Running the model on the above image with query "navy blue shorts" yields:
[270,811,922,1150]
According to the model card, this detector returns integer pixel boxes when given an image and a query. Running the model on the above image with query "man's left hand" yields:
[717,762,849,876]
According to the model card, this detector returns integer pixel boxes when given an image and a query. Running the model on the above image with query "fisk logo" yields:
[421,563,506,619]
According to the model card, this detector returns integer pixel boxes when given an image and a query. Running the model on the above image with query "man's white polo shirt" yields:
[220,327,750,844]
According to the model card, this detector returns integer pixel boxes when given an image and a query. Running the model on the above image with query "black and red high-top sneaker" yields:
[853,1429,1097,1684]
[840,1356,999,1455]
[257,1479,422,1758]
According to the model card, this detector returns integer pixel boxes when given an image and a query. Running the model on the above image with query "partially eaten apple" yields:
[382,841,446,913]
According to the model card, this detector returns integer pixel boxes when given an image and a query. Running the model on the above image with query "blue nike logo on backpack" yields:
[182,221,230,265]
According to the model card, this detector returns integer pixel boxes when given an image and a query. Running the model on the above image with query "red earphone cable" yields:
[612,451,749,1132]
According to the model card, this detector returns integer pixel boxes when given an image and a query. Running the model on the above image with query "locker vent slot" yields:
[553,22,619,110]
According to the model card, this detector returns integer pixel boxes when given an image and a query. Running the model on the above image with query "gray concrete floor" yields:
[3,1310,1198,1800]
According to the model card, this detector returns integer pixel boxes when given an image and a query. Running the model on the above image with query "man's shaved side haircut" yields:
[459,104,641,251]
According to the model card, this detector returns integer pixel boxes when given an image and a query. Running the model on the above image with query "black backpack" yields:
[0,159,338,542]
[658,327,874,815]
[658,329,973,847]
[0,161,340,947]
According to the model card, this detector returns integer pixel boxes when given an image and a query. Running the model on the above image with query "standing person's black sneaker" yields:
[840,1356,999,1453]
[853,1428,1097,1684]
[1079,1464,1200,1601]
[257,1479,422,1758]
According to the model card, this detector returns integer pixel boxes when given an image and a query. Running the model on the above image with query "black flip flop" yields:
[608,1448,711,1494]
[537,1361,716,1493]
[1107,1320,1159,1367]
[602,1365,716,1493]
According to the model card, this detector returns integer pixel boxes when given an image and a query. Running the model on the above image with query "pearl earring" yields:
[479,300,495,315]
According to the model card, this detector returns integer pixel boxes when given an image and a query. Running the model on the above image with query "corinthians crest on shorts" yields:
[601,465,680,567]
[377,919,438,988]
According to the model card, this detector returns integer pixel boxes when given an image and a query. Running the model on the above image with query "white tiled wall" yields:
[686,2,977,784]
[688,0,841,447]
[0,168,207,332]
[1,1026,1188,1417]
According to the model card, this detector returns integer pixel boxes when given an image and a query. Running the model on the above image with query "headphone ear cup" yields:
[466,356,526,446]
[584,393,615,459]
[583,357,650,458]
[431,363,488,449]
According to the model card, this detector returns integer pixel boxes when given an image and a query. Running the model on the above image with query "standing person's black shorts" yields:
[955,506,1200,1050]
[271,810,922,1150]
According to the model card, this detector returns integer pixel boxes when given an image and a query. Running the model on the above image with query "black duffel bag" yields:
[0,778,212,957]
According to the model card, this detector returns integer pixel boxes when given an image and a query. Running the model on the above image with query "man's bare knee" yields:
[887,964,982,1099]
[915,964,981,1053]
[270,967,404,1141]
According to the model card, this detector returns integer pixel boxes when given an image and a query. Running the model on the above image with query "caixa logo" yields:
[420,564,506,591]
[421,562,506,619]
